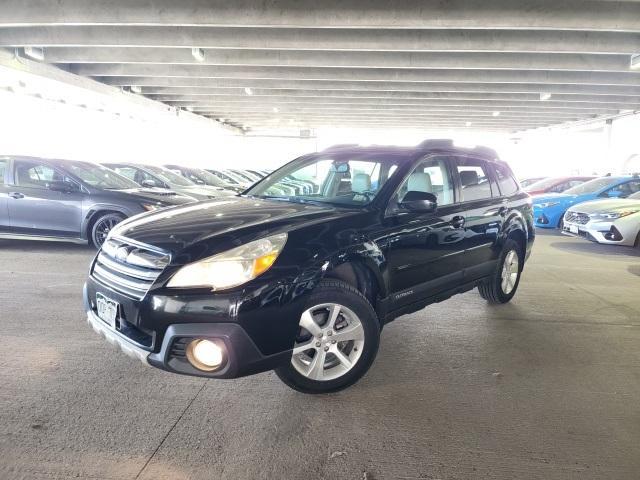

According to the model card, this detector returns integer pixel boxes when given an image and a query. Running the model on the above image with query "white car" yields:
[562,191,640,247]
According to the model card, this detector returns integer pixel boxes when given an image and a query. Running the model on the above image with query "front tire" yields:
[478,239,523,304]
[90,212,125,248]
[275,279,380,394]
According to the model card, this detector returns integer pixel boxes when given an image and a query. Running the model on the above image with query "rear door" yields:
[7,159,84,236]
[452,156,504,280]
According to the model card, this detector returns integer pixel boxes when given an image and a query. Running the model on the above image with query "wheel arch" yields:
[83,207,129,240]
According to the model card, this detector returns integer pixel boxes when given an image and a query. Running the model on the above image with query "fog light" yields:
[186,339,224,371]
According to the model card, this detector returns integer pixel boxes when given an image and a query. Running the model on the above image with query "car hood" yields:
[106,188,195,205]
[110,196,359,254]
[532,192,593,208]
[567,198,640,214]
[179,185,234,199]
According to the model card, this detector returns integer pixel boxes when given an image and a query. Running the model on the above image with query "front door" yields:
[378,155,466,308]
[7,159,84,237]
[0,157,10,229]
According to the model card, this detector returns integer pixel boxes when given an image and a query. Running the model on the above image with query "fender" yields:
[81,204,135,240]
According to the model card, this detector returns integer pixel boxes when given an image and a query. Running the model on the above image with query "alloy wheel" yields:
[94,217,121,247]
[501,249,520,294]
[291,303,365,381]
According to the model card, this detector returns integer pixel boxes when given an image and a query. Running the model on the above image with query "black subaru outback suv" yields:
[84,140,534,393]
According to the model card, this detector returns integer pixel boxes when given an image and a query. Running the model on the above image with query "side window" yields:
[393,156,454,208]
[550,181,568,193]
[605,180,640,198]
[15,161,64,189]
[0,158,7,185]
[493,162,519,197]
[112,167,137,181]
[568,180,584,189]
[455,158,493,201]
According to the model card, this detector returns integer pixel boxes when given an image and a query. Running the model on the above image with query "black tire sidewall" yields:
[275,280,380,394]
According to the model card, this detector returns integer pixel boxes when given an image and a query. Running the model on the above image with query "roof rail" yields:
[472,145,499,159]
[323,143,359,152]
[417,139,453,149]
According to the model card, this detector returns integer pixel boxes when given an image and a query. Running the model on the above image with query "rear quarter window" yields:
[494,163,519,196]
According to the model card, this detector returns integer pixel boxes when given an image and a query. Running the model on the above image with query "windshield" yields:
[630,191,640,200]
[564,177,619,195]
[245,154,402,207]
[68,162,139,189]
[188,168,228,187]
[145,165,194,187]
[208,169,241,185]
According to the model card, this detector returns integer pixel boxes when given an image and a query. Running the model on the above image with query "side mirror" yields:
[141,179,159,188]
[48,180,78,193]
[399,191,438,213]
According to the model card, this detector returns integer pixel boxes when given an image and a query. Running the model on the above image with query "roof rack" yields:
[322,143,359,152]
[417,139,453,149]
[471,145,499,159]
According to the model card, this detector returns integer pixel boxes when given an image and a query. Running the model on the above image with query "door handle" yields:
[8,192,24,199]
[450,215,465,228]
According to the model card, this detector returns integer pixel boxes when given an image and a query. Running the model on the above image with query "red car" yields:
[525,176,595,195]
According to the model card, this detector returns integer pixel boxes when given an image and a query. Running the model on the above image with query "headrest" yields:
[460,170,479,187]
[407,172,432,192]
[352,173,371,193]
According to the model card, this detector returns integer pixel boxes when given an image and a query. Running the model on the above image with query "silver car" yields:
[562,191,640,247]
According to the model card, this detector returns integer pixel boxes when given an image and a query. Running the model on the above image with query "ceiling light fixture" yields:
[272,107,279,113]
[540,92,552,101]
[465,121,472,127]
[244,87,253,95]
[23,46,45,61]
[130,85,142,94]
[492,111,500,117]
[191,47,205,62]
[631,54,640,70]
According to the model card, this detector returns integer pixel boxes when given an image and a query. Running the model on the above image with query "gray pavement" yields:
[0,231,639,480]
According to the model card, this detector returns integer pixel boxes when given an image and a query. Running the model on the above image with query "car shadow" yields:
[0,239,94,253]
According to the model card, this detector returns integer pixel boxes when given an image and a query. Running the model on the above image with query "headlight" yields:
[533,202,560,209]
[166,233,288,290]
[590,210,639,219]
[142,203,162,211]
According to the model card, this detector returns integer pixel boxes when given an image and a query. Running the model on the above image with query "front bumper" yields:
[83,279,298,379]
[561,220,627,245]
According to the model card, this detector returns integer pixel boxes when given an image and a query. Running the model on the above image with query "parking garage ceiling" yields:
[0,0,639,133]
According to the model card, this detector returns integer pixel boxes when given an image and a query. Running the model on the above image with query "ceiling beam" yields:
[72,64,640,87]
[42,48,637,73]
[2,26,640,55]
[0,1,638,31]
[140,86,640,100]
[158,97,632,112]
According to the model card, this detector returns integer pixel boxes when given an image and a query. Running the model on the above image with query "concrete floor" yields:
[0,231,639,480]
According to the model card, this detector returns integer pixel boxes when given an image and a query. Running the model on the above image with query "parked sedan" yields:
[524,176,594,195]
[0,156,194,247]
[520,177,547,188]
[103,162,231,201]
[165,165,243,193]
[532,175,640,229]
[562,191,640,247]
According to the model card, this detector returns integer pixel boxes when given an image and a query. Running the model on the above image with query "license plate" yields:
[569,224,579,234]
[96,293,118,328]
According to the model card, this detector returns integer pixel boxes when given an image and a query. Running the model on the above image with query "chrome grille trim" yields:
[91,237,169,300]
[564,211,590,225]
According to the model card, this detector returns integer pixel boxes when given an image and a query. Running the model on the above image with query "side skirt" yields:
[0,232,88,245]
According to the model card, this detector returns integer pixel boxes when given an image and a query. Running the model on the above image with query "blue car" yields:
[532,175,640,228]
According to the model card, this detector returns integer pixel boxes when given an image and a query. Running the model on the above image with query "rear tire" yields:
[275,279,380,394]
[89,212,125,249]
[478,239,523,304]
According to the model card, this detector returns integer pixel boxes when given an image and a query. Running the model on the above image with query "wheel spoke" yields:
[292,340,316,355]
[332,322,364,343]
[299,310,322,337]
[327,304,341,329]
[333,348,352,369]
[306,350,326,380]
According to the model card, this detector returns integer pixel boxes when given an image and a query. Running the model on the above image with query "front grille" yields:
[564,211,590,225]
[91,238,170,300]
